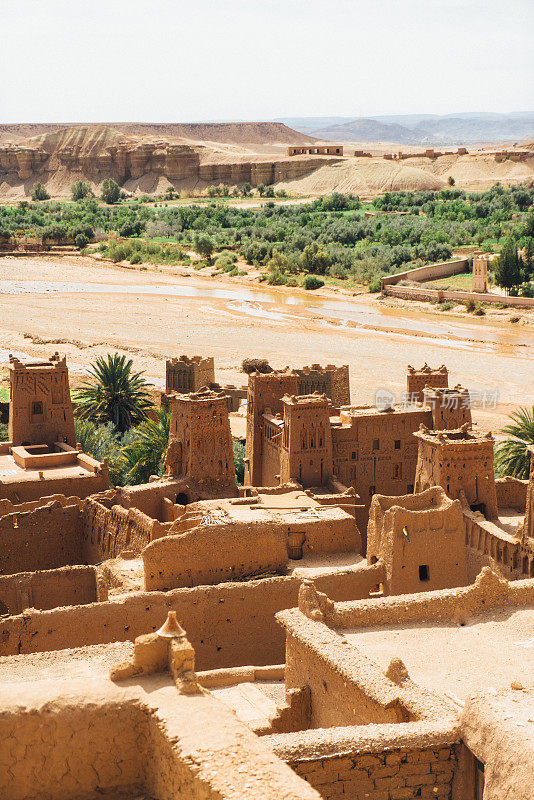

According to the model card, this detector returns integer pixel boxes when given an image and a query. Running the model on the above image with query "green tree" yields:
[241,182,252,197]
[493,238,523,294]
[100,179,121,205]
[119,407,170,484]
[494,406,534,479]
[31,182,50,201]
[74,353,153,433]
[71,181,93,201]
[300,242,331,275]
[193,232,214,263]
[257,184,265,197]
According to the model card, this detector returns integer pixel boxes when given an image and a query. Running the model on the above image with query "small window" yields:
[373,439,380,450]
[369,485,376,496]
[351,451,356,460]
[394,439,401,450]
[419,565,430,581]
[31,401,43,415]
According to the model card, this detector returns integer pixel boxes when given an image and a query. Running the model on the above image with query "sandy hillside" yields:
[0,122,316,146]
[276,152,534,195]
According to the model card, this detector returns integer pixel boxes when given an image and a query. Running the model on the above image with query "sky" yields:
[1,0,533,123]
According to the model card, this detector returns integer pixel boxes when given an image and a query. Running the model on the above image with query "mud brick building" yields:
[244,365,471,540]
[165,387,238,501]
[414,425,499,519]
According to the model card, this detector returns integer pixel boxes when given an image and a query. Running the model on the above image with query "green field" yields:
[425,272,474,290]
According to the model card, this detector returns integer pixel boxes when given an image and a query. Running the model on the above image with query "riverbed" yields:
[0,255,532,429]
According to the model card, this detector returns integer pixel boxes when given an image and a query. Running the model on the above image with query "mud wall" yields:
[0,693,147,800]
[143,521,288,590]
[383,284,534,309]
[381,259,468,288]
[0,503,82,575]
[0,471,108,504]
[0,565,384,664]
[0,564,99,615]
[495,476,528,510]
[81,497,168,562]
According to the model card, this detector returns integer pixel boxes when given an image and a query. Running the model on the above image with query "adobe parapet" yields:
[282,392,330,407]
[414,424,498,518]
[165,355,215,394]
[423,385,472,430]
[414,424,494,448]
[295,364,350,406]
[406,363,448,403]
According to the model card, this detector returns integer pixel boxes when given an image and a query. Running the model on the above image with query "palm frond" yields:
[494,405,534,479]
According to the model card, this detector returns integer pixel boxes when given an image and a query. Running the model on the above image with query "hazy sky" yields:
[1,0,533,122]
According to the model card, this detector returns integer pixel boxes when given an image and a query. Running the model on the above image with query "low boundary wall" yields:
[381,259,468,288]
[0,564,100,615]
[383,284,534,309]
[0,562,385,664]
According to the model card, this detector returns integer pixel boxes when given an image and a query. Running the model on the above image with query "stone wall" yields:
[0,564,100,615]
[0,501,83,575]
[284,744,458,800]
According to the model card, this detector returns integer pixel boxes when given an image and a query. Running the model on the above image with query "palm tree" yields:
[120,407,170,485]
[74,353,154,433]
[494,406,534,479]
[75,418,125,485]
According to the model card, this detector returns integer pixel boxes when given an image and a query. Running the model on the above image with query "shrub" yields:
[303,275,324,290]
[31,182,50,201]
[75,233,89,249]
[242,358,272,374]
[473,302,485,315]
[267,270,287,285]
[438,301,454,311]
[368,278,382,293]
[129,253,142,264]
[464,298,476,312]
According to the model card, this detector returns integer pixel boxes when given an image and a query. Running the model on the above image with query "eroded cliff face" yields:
[0,129,200,185]
[0,125,331,196]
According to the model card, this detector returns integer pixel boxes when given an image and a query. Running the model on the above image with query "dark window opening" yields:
[351,451,356,460]
[419,564,430,582]
[394,440,401,449]
[373,439,380,450]
[31,401,43,415]
[176,492,189,506]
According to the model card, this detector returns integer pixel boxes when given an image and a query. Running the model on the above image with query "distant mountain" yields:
[276,113,534,145]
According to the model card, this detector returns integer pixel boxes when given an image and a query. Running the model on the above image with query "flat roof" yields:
[0,452,96,483]
[342,605,534,702]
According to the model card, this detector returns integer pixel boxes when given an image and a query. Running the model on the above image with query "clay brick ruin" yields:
[286,145,344,156]
[1,353,533,800]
